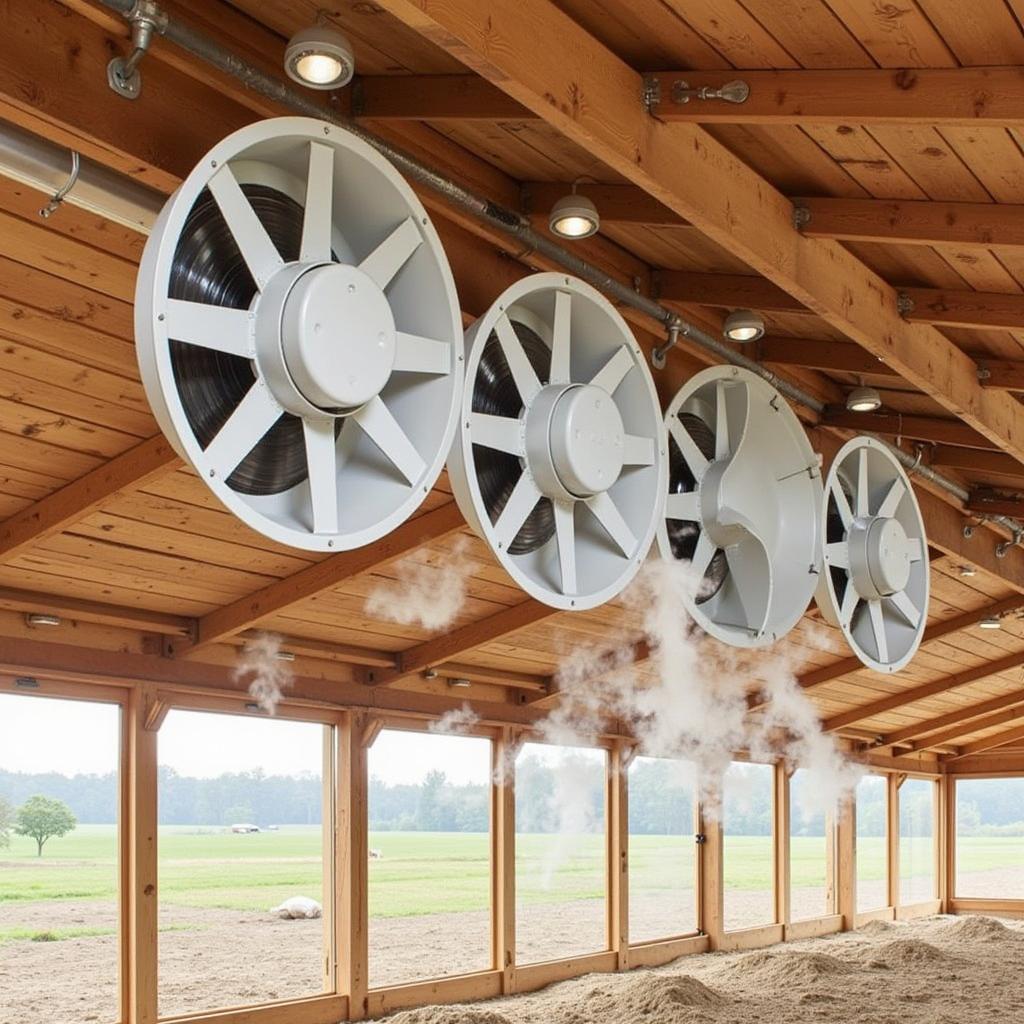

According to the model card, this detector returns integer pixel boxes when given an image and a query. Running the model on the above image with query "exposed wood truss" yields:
[944,721,1024,760]
[878,688,1024,749]
[906,704,1024,754]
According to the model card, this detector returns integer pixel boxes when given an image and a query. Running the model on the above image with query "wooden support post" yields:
[126,685,159,1024]
[608,742,629,970]
[775,766,791,928]
[825,805,838,916]
[836,795,856,930]
[339,713,369,1020]
[887,775,901,912]
[491,727,516,994]
[699,775,724,950]
[322,723,337,995]
[941,776,956,913]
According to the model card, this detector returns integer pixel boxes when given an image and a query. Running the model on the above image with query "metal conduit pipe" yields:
[97,0,1024,548]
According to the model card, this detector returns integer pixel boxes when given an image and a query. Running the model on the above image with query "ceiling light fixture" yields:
[448,677,472,689]
[25,613,61,627]
[284,22,355,89]
[846,383,882,413]
[548,179,600,239]
[958,565,977,578]
[979,615,1002,630]
[722,309,765,343]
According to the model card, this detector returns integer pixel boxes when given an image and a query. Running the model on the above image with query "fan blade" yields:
[590,344,632,396]
[359,217,422,290]
[725,536,772,634]
[715,379,730,461]
[303,418,338,535]
[867,598,889,663]
[623,434,655,466]
[831,478,854,531]
[393,333,451,375]
[494,472,542,550]
[877,476,906,519]
[204,382,284,478]
[586,491,637,557]
[164,299,254,357]
[668,417,710,481]
[856,446,870,518]
[839,583,859,629]
[300,141,334,264]
[550,290,572,385]
[207,164,284,290]
[690,531,717,585]
[907,537,924,563]
[825,541,850,570]
[495,314,542,405]
[665,490,699,521]
[352,395,425,485]
[889,589,922,629]
[470,412,524,455]
[554,500,576,595]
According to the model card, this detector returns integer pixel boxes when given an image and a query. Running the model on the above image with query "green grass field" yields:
[1,826,1018,925]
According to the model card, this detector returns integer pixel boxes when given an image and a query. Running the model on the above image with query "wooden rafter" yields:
[0,434,180,562]
[944,721,1024,760]
[645,67,1024,128]
[656,271,804,311]
[908,703,1024,753]
[758,338,897,377]
[931,446,1024,479]
[977,361,1024,393]
[902,289,1024,332]
[374,0,1024,472]
[353,73,529,121]
[877,688,1024,748]
[819,408,991,450]
[965,490,1024,519]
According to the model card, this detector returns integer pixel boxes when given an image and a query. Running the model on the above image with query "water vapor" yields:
[232,631,294,715]
[428,703,481,737]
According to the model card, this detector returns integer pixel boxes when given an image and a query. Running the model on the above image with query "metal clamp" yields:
[671,79,750,105]
[107,0,168,100]
[38,151,81,220]
[997,528,1024,559]
[896,291,915,317]
[641,75,661,112]
[963,515,989,539]
[651,321,683,370]
[792,204,811,230]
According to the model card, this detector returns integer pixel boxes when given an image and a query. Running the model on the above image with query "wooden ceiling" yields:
[3,0,1024,771]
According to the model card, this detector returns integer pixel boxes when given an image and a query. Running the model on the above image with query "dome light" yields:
[549,186,600,239]
[979,615,1002,630]
[284,24,355,89]
[722,309,765,343]
[846,384,882,413]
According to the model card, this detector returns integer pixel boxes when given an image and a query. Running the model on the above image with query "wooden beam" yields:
[822,648,1024,733]
[646,67,1024,128]
[944,721,1024,760]
[758,337,897,376]
[657,271,806,311]
[523,181,686,226]
[910,703,1024,752]
[965,489,1024,519]
[373,0,1024,471]
[0,434,180,562]
[797,197,1024,252]
[189,502,466,650]
[369,599,558,687]
[353,73,530,121]
[902,288,1024,332]
[977,360,1024,393]
[820,408,992,450]
[931,445,1024,479]
[878,687,1024,749]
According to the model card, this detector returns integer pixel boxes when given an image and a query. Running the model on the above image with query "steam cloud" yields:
[365,535,474,631]
[428,703,481,736]
[232,631,294,715]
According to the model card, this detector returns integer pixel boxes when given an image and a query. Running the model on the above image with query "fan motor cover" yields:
[135,117,463,550]
[449,274,667,610]
[816,436,929,673]
[656,365,823,647]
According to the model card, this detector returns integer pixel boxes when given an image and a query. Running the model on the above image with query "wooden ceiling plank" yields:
[878,686,1024,747]
[943,720,1024,760]
[909,701,1024,752]
[353,74,530,120]
[372,0,1024,469]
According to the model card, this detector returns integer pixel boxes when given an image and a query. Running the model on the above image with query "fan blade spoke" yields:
[164,299,253,357]
[207,164,283,290]
[303,419,338,535]
[856,446,869,518]
[587,491,636,558]
[622,433,655,466]
[907,538,924,563]
[204,382,283,478]
[470,412,524,455]
[839,584,859,629]
[889,589,921,629]
[359,216,422,290]
[494,472,541,550]
[393,332,451,375]
[825,541,850,570]
[300,141,334,263]
[665,490,700,521]
[554,500,577,596]
[868,598,889,663]
[668,417,710,481]
[715,379,730,461]
[352,395,425,485]
[725,537,771,634]
[495,313,542,404]
[877,476,906,519]
[550,289,572,385]
[589,344,632,396]
[690,531,717,585]
[831,478,854,531]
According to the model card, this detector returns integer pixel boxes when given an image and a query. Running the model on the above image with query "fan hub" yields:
[278,263,396,412]
[849,515,911,598]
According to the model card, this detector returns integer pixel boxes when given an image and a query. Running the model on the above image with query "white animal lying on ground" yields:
[270,896,322,919]
[369,848,383,859]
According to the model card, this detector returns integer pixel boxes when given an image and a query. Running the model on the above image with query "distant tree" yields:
[15,795,76,856]
[0,796,13,848]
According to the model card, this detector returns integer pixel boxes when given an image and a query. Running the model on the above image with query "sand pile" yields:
[384,1008,513,1024]
[553,973,724,1022]
[856,919,896,936]
[943,916,1017,942]
[716,949,853,987]
[860,938,950,968]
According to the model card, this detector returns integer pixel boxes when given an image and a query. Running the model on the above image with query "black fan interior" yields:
[169,183,309,496]
[472,320,554,554]
[666,411,727,603]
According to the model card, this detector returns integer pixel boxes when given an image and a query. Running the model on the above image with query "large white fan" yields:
[816,436,929,673]
[135,117,463,550]
[657,366,823,647]
[448,274,666,610]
